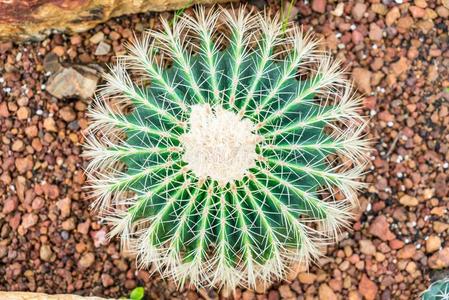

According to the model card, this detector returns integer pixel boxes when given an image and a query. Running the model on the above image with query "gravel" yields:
[0,1,448,299]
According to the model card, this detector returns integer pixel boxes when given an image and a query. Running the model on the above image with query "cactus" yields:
[422,278,449,300]
[84,7,369,290]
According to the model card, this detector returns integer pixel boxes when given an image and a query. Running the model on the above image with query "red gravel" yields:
[0,1,448,299]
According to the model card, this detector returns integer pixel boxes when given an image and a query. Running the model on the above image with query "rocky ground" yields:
[0,0,448,299]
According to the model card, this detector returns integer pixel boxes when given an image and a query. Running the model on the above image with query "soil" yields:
[0,1,448,299]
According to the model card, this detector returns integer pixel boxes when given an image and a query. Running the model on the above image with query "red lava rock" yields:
[0,102,10,117]
[370,3,387,15]
[426,236,442,253]
[11,140,24,152]
[409,6,426,18]
[351,3,367,21]
[428,248,449,269]
[77,220,91,235]
[15,156,33,174]
[278,285,294,298]
[369,216,395,241]
[399,195,419,207]
[78,252,95,269]
[359,240,376,256]
[352,68,372,94]
[22,213,38,229]
[397,244,417,259]
[435,174,448,197]
[40,244,53,262]
[43,117,58,132]
[311,0,326,13]
[298,272,317,285]
[59,106,77,122]
[41,183,59,200]
[32,197,45,211]
[319,283,337,300]
[9,213,21,230]
[61,218,76,231]
[369,23,382,41]
[352,30,364,45]
[358,274,378,300]
[2,197,18,214]
[268,290,280,300]
[57,198,71,218]
[437,6,449,17]
[390,57,409,76]
[397,16,414,33]
[389,239,405,250]
[101,273,114,287]
[16,106,29,120]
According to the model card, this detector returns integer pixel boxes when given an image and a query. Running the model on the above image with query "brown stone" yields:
[16,107,30,120]
[46,66,99,99]
[409,6,426,18]
[390,57,409,76]
[399,195,419,207]
[57,198,72,218]
[15,156,33,174]
[351,3,367,21]
[426,236,441,253]
[397,16,414,32]
[3,197,18,214]
[101,274,114,288]
[369,23,383,41]
[397,244,416,259]
[59,106,77,122]
[386,7,400,26]
[79,252,95,269]
[298,272,317,285]
[40,244,53,262]
[312,0,326,13]
[319,283,337,300]
[358,274,378,300]
[359,240,376,256]
[352,68,372,94]
[370,4,387,15]
[0,0,227,41]
[369,215,395,241]
[22,213,38,229]
[428,247,449,269]
[43,117,57,132]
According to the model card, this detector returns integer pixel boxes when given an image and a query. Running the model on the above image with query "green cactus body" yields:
[422,278,449,300]
[85,7,369,290]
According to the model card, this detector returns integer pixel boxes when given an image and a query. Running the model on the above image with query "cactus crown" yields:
[84,7,369,290]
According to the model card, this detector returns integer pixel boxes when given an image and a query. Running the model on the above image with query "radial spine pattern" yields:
[84,7,369,290]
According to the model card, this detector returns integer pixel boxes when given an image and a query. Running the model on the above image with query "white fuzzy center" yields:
[180,104,260,185]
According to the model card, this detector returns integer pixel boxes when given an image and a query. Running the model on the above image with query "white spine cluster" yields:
[180,104,261,185]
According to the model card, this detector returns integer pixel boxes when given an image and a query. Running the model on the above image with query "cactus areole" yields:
[84,7,369,290]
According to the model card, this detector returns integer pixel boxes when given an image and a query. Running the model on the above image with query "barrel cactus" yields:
[422,278,449,300]
[84,7,369,290]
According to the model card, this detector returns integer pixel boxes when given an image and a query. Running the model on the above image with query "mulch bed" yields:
[0,0,448,299]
